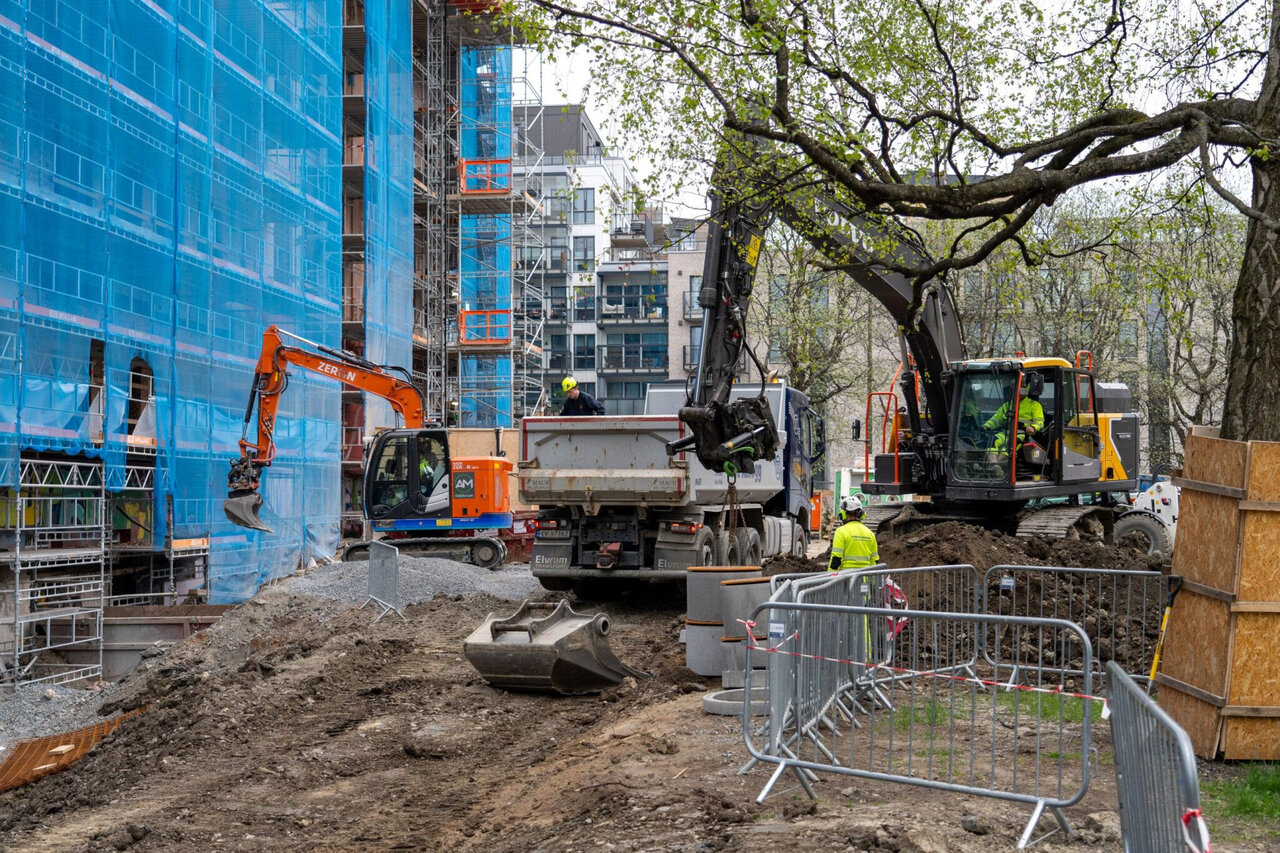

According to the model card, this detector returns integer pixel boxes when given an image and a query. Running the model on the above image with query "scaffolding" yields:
[1,458,107,687]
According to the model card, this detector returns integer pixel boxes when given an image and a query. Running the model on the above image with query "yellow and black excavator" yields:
[223,325,512,566]
[674,160,1138,540]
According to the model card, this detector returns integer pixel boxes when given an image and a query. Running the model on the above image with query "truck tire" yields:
[735,527,762,566]
[715,530,740,565]
[692,527,716,567]
[789,521,809,557]
[1115,512,1172,559]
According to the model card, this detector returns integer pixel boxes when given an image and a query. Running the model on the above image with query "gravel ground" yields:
[0,556,545,753]
[278,556,543,604]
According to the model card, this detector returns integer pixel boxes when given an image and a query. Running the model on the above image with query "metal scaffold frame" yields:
[1,457,107,688]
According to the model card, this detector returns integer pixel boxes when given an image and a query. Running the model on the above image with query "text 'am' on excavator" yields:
[223,325,512,567]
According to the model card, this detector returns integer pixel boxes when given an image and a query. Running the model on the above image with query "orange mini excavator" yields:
[223,325,512,567]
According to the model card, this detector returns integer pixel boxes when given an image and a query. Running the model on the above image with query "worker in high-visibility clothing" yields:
[985,371,1045,455]
[828,495,879,572]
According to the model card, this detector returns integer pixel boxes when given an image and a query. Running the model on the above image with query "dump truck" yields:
[519,381,824,591]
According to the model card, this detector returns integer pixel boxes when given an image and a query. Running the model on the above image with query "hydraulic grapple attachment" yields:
[463,600,649,695]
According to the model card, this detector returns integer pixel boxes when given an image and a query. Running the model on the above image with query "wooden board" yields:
[1239,512,1280,600]
[1222,717,1280,761]
[1161,589,1231,696]
[1245,440,1280,501]
[1158,687,1223,758]
[1226,613,1280,707]
[1183,431,1247,491]
[1171,489,1240,593]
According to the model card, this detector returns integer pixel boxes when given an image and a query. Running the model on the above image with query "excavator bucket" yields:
[223,492,273,534]
[463,600,649,695]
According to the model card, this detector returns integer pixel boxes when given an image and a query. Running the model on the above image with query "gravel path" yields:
[0,556,545,752]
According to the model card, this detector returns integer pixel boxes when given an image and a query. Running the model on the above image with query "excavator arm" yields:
[224,325,426,532]
[672,176,780,474]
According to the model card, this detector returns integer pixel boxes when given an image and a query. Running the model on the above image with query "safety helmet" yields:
[838,494,864,521]
[561,376,578,392]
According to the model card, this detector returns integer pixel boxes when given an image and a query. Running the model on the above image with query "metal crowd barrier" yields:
[1106,661,1210,853]
[744,590,1096,848]
[983,565,1168,683]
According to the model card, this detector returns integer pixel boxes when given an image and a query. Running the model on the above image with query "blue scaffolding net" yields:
[0,0,345,603]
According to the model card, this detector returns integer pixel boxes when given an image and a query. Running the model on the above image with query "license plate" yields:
[538,529,571,539]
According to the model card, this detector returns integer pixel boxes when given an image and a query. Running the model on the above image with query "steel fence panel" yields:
[745,601,1095,848]
[1106,661,1207,853]
[983,565,1167,683]
[362,541,405,622]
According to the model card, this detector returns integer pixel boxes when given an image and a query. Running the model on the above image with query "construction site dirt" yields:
[0,531,1268,852]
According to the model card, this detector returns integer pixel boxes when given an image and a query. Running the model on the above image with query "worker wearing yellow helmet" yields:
[559,376,606,416]
[828,495,879,571]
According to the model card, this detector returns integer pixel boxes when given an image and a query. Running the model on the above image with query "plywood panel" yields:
[1245,441,1280,501]
[1172,489,1241,592]
[1161,590,1231,695]
[1183,432,1248,490]
[1239,513,1280,599]
[1226,613,1280,706]
[1222,717,1280,761]
[1158,687,1223,759]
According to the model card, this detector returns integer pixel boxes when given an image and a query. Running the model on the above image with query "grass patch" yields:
[892,700,968,732]
[995,689,1103,723]
[1203,763,1280,821]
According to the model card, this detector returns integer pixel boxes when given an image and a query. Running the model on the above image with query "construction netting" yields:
[0,0,347,602]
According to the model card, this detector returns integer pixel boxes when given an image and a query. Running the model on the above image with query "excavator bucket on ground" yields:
[463,600,648,695]
[223,492,273,534]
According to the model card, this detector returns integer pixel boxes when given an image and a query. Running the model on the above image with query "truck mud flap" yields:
[463,600,649,695]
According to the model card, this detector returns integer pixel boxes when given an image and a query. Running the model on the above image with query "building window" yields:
[573,235,595,272]
[672,227,696,251]
[573,333,596,370]
[572,188,595,224]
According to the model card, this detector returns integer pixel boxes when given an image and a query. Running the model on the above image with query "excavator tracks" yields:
[1015,505,1109,541]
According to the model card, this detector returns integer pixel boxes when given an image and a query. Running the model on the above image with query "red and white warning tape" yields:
[1181,808,1212,852]
[741,618,1112,717]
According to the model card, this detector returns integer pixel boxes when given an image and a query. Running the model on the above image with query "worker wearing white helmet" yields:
[559,376,606,416]
[828,495,879,571]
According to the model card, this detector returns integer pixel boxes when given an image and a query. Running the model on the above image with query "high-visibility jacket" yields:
[984,397,1044,452]
[829,519,879,571]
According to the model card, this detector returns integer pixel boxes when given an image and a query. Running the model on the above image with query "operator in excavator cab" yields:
[983,372,1045,464]
[829,495,879,571]
[417,434,446,499]
[559,376,606,416]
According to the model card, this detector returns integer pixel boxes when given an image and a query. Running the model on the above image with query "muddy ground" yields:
[0,528,1274,852]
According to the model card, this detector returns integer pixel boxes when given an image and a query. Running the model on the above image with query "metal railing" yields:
[596,345,668,373]
[597,296,667,323]
[744,569,1096,848]
[983,565,1168,683]
[1106,661,1209,853]
[682,291,702,321]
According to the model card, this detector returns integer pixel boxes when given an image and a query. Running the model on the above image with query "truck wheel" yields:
[1115,512,1172,559]
[715,530,740,565]
[692,528,716,567]
[735,527,762,566]
[790,522,809,557]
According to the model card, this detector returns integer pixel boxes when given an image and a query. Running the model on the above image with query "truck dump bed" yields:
[519,416,691,507]
[520,387,788,508]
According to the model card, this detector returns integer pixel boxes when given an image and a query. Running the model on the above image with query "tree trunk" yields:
[1221,158,1280,441]
[1221,7,1280,441]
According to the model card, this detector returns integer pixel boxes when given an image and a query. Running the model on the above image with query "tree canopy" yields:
[517,0,1280,441]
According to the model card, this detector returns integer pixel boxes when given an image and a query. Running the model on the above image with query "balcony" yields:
[682,345,747,373]
[597,345,668,374]
[611,215,650,248]
[597,296,667,326]
[682,292,703,322]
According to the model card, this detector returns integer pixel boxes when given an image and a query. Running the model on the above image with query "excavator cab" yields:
[364,428,453,523]
[946,359,1110,497]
